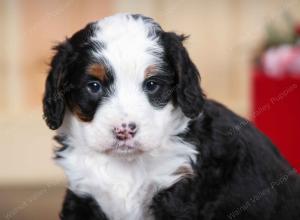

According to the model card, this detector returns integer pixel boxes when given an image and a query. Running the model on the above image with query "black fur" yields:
[60,190,108,220]
[43,41,74,129]
[150,100,300,220]
[43,14,300,220]
[160,31,205,119]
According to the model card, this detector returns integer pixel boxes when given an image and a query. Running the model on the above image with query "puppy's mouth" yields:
[104,140,144,156]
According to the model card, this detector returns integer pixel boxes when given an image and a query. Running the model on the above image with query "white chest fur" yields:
[56,138,197,220]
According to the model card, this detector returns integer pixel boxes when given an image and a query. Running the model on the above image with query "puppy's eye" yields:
[144,80,160,94]
[86,81,102,94]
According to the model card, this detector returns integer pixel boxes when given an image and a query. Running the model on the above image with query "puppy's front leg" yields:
[60,190,108,220]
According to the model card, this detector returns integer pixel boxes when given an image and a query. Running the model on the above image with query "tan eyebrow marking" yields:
[87,63,107,81]
[144,65,157,79]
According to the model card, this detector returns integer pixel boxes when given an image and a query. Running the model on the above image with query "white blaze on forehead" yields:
[92,13,163,80]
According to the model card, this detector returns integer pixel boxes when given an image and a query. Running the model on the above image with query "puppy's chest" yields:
[59,154,184,220]
[88,174,156,220]
[57,140,197,220]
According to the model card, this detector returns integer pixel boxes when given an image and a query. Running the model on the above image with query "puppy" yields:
[43,13,300,220]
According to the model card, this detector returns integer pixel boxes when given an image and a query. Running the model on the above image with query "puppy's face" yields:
[43,14,204,156]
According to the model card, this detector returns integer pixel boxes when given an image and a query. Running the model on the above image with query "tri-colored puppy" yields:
[43,13,300,220]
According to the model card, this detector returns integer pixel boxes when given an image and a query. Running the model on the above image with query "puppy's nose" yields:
[113,122,138,140]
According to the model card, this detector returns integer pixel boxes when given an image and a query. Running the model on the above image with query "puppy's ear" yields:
[161,32,205,118]
[43,41,73,130]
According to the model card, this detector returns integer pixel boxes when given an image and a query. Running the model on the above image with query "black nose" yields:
[128,122,137,131]
[113,122,138,141]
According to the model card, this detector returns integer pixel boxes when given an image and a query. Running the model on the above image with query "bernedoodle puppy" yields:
[43,13,300,220]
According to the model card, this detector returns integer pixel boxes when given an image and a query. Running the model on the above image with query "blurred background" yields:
[0,0,300,219]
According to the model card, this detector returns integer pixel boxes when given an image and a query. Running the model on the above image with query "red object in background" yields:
[252,69,300,172]
[295,24,300,36]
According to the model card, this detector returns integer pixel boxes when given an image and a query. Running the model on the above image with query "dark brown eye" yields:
[87,81,102,94]
[144,80,160,94]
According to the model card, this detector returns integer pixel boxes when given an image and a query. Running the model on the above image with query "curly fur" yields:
[43,13,300,220]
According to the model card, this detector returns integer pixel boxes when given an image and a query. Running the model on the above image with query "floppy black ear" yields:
[43,41,73,130]
[161,32,205,118]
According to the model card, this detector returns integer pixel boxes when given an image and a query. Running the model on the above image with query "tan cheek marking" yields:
[73,106,92,122]
[144,64,157,79]
[67,101,93,122]
[88,63,107,81]
[173,165,195,178]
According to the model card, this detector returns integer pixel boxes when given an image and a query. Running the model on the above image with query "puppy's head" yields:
[43,13,204,156]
